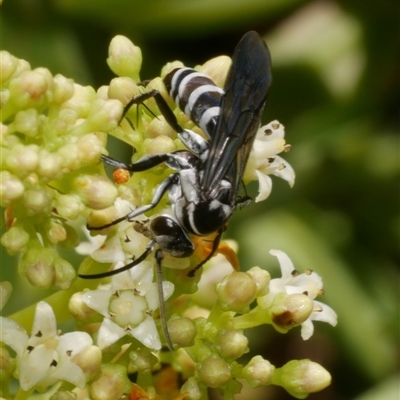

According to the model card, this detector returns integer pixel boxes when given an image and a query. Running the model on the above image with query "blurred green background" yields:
[1,0,398,399]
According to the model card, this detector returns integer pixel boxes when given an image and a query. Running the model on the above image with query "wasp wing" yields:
[201,31,272,203]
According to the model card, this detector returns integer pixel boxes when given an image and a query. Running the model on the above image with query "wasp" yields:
[79,31,272,348]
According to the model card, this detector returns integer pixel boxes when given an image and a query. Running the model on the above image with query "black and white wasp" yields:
[80,32,272,336]
[80,31,271,279]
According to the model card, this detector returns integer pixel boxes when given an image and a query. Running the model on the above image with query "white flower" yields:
[0,301,93,391]
[263,250,337,340]
[245,120,295,202]
[81,260,174,350]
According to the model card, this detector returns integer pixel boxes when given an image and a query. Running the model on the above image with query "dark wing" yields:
[201,31,272,202]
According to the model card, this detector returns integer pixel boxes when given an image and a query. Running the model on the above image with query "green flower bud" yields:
[247,266,270,297]
[72,345,102,382]
[167,317,197,348]
[13,109,40,138]
[145,115,176,139]
[0,281,12,311]
[19,244,75,289]
[272,359,331,398]
[38,150,61,179]
[72,174,118,210]
[89,364,131,400]
[197,355,231,388]
[0,51,19,85]
[108,77,139,104]
[53,256,76,290]
[62,83,96,118]
[216,271,257,312]
[242,355,274,387]
[20,245,57,288]
[145,135,176,155]
[107,35,142,81]
[128,347,158,374]
[199,55,231,88]
[180,377,205,400]
[24,187,53,215]
[1,224,30,255]
[271,293,313,332]
[54,194,85,220]
[0,171,24,206]
[49,390,76,400]
[68,292,99,321]
[85,99,124,132]
[6,143,40,175]
[214,329,248,360]
[8,68,53,109]
[52,74,74,105]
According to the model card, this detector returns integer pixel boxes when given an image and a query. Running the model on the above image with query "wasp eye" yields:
[150,216,180,236]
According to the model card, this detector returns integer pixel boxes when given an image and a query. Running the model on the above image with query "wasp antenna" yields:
[155,249,174,351]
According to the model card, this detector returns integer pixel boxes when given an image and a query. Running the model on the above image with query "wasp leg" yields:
[78,240,156,279]
[87,174,179,231]
[154,249,174,351]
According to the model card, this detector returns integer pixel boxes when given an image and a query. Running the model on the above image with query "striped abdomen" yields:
[164,67,224,138]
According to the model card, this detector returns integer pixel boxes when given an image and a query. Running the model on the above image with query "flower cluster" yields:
[1,49,123,289]
[0,35,336,399]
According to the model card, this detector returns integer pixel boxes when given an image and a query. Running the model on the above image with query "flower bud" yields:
[72,345,102,381]
[214,329,248,360]
[62,83,96,118]
[0,281,12,311]
[0,171,25,206]
[13,109,40,138]
[52,74,74,104]
[247,266,270,297]
[49,390,75,400]
[24,187,53,215]
[145,135,176,155]
[243,356,275,387]
[108,77,139,104]
[0,51,19,84]
[54,194,85,220]
[271,293,313,332]
[8,69,52,109]
[199,55,231,88]
[180,377,206,400]
[89,364,131,400]
[85,98,124,132]
[272,359,331,398]
[197,355,231,388]
[1,224,30,255]
[167,317,197,348]
[145,116,176,139]
[20,245,56,288]
[69,292,99,321]
[216,271,257,312]
[107,35,142,81]
[72,174,118,210]
[38,150,61,179]
[6,143,40,175]
[53,257,76,290]
[128,347,158,373]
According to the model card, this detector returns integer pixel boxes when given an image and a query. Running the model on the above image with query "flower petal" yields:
[129,315,161,350]
[81,289,113,316]
[97,317,126,349]
[255,170,272,202]
[57,331,93,356]
[30,301,57,339]
[0,316,28,357]
[48,358,87,389]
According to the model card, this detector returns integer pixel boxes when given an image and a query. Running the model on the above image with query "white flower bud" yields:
[108,77,139,104]
[199,55,231,88]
